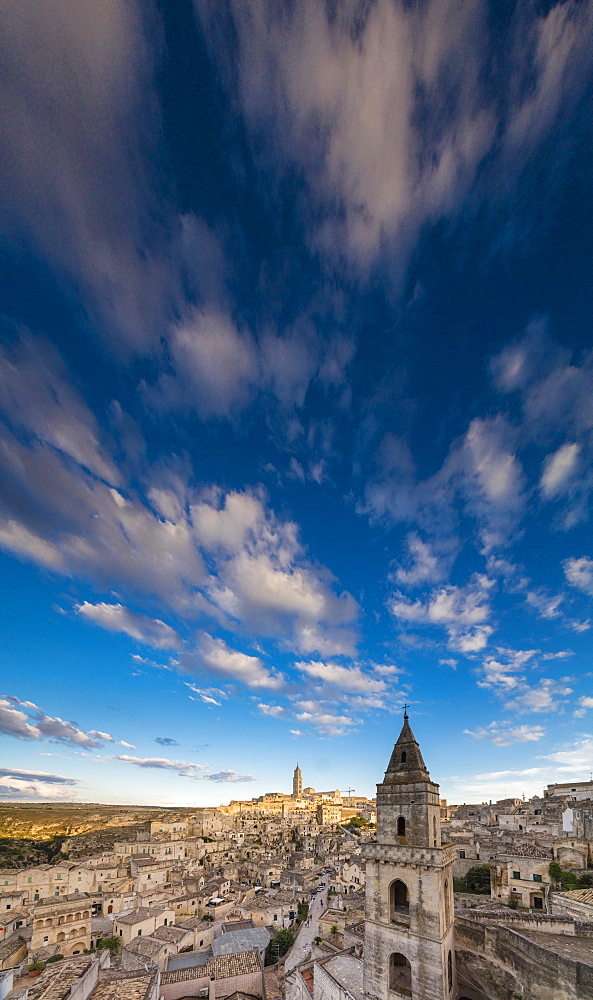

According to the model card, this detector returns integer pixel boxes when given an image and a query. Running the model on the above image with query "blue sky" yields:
[1,0,593,807]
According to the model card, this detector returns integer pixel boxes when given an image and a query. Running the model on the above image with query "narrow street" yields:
[284,886,329,974]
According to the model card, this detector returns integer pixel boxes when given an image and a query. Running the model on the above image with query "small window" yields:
[137,929,142,936]
[397,816,406,837]
[200,939,203,946]
[459,851,465,860]
[400,751,407,763]
[534,897,543,909]
[533,874,542,883]
[513,871,521,880]
[27,877,32,883]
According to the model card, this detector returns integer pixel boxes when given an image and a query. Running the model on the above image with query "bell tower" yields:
[363,711,457,999]
[293,763,302,799]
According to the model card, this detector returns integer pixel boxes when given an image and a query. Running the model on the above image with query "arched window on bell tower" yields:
[389,953,412,994]
[400,750,407,763]
[397,815,406,837]
[389,879,409,921]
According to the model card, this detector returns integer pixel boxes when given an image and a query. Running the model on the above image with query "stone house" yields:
[491,850,552,909]
[160,949,264,1000]
[114,905,175,946]
[31,892,91,957]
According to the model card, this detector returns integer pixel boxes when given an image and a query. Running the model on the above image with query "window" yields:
[534,809,541,815]
[389,879,409,920]
[397,816,406,837]
[459,851,465,859]
[389,953,412,994]
[533,874,542,883]
[401,751,407,763]
[56,875,61,880]
[137,929,142,936]
[27,877,32,883]
[513,871,521,880]
[534,897,543,909]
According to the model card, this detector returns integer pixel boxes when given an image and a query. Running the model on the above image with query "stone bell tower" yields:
[363,711,457,1000]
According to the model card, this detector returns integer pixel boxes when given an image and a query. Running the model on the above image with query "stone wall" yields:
[455,913,593,1000]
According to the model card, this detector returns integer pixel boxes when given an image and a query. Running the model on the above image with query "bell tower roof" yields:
[384,709,430,781]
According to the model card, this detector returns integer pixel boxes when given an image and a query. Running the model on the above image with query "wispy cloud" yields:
[77,602,181,650]
[0,696,116,748]
[116,754,255,782]
[463,721,545,746]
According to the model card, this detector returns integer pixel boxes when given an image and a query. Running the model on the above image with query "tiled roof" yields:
[561,888,593,904]
[161,950,260,983]
[90,971,158,999]
[19,957,92,1000]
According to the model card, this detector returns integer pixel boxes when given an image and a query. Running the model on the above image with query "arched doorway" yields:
[389,952,412,995]
[389,880,409,921]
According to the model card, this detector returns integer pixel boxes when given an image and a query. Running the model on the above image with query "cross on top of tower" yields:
[403,703,409,718]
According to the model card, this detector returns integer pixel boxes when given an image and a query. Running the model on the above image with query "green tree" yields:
[96,936,120,955]
[314,936,322,945]
[548,862,562,884]
[464,865,491,894]
[330,924,338,935]
[453,876,467,893]
[270,929,295,958]
[297,901,309,922]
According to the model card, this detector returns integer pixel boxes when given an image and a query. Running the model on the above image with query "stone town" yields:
[0,716,592,999]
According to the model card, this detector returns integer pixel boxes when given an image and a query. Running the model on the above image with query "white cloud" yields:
[0,696,113,748]
[573,696,593,718]
[541,736,593,772]
[194,488,358,656]
[504,678,573,714]
[0,0,175,355]
[389,574,494,652]
[463,721,545,745]
[257,703,287,718]
[563,556,593,596]
[77,602,181,650]
[294,703,358,738]
[526,589,564,620]
[295,660,386,694]
[198,0,593,283]
[116,754,255,782]
[541,443,580,497]
[394,533,452,587]
[189,633,285,691]
[0,766,80,801]
[166,308,259,419]
[0,335,118,484]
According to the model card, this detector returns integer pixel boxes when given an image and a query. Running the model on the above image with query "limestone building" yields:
[363,712,457,1000]
[293,763,303,799]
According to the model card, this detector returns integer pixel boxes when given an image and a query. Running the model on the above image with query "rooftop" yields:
[90,971,158,999]
[212,927,271,956]
[11,957,93,1000]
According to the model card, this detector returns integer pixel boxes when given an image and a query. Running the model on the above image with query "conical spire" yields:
[384,709,430,780]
